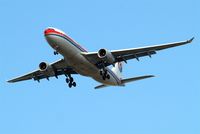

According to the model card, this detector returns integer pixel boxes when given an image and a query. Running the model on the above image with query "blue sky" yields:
[0,0,199,134]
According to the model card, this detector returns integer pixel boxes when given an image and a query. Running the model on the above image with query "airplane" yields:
[7,27,194,89]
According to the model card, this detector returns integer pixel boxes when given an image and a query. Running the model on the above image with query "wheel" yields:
[54,51,57,55]
[66,78,69,83]
[106,74,110,79]
[104,70,107,75]
[70,77,74,82]
[68,82,72,88]
[72,82,76,87]
[100,71,103,75]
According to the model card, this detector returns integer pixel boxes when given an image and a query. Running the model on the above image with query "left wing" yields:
[8,59,77,83]
[82,37,194,68]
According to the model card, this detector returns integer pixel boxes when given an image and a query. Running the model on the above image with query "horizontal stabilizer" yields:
[94,84,108,89]
[94,75,155,89]
[122,75,155,84]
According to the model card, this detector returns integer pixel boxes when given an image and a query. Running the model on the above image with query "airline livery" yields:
[8,27,194,89]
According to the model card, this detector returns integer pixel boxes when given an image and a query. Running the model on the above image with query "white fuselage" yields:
[44,28,122,86]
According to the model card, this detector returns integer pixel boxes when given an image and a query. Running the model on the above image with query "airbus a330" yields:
[8,27,194,89]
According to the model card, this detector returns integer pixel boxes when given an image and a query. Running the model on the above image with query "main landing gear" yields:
[100,69,110,80]
[65,74,76,88]
[54,51,59,55]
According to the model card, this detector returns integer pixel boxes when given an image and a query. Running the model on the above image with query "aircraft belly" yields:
[58,39,98,75]
[68,54,98,76]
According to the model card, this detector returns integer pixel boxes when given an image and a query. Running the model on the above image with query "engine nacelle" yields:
[39,62,55,77]
[97,49,115,64]
[39,62,49,71]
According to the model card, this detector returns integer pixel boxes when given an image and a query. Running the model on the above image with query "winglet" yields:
[187,37,194,43]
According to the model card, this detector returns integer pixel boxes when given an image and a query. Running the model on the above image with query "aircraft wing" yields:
[7,59,77,83]
[82,37,194,68]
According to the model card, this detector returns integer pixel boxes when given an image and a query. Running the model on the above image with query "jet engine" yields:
[38,62,57,79]
[39,62,50,71]
[97,49,115,64]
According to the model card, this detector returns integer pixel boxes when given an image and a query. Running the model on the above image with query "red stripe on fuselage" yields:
[44,28,87,52]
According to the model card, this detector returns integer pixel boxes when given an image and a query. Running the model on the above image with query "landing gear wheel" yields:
[100,71,103,76]
[100,69,110,80]
[68,82,72,88]
[66,74,76,88]
[72,82,76,87]
[70,77,74,83]
[104,70,107,75]
[106,74,110,79]
[54,51,58,55]
[66,78,69,83]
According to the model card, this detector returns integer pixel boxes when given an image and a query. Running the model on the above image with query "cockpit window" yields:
[55,28,66,35]
[46,27,66,35]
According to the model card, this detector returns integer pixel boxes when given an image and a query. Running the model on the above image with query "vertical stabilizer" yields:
[111,62,123,79]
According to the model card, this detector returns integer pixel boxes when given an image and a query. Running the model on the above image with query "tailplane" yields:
[95,75,155,89]
[121,75,154,84]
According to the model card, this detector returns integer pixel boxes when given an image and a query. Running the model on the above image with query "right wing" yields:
[82,37,194,68]
[7,59,77,83]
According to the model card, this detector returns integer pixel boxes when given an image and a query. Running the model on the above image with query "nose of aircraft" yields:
[44,28,54,36]
[44,27,66,36]
[44,28,58,49]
